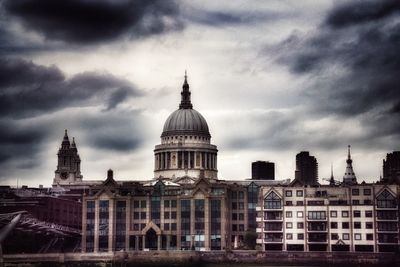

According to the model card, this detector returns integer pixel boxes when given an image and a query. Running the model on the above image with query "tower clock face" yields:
[61,172,68,179]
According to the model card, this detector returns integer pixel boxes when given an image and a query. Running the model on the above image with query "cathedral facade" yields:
[75,74,400,253]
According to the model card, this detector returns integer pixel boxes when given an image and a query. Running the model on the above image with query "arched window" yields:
[264,191,282,209]
[376,189,397,208]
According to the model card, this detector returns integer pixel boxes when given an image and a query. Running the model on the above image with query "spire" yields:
[343,145,357,185]
[61,129,70,149]
[179,70,193,109]
[329,164,335,186]
[71,137,77,151]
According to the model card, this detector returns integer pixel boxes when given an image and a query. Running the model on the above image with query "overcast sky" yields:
[0,0,399,187]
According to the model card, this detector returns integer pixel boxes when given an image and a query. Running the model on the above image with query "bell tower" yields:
[53,130,83,186]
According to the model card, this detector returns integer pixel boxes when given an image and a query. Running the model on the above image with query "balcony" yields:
[308,222,327,232]
[264,238,283,243]
[265,233,283,243]
[308,233,328,243]
[264,222,283,232]
[264,211,283,221]
[306,216,327,221]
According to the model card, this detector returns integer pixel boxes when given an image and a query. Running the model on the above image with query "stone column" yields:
[94,200,99,253]
[142,235,146,250]
[177,199,181,249]
[190,199,195,249]
[157,235,161,250]
[81,199,87,252]
[108,199,114,252]
[205,198,210,250]
[166,235,171,250]
[126,199,130,251]
[220,198,227,250]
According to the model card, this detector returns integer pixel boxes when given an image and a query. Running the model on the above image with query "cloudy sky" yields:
[0,0,399,187]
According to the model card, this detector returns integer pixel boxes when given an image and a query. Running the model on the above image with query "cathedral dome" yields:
[161,72,211,138]
[162,108,210,138]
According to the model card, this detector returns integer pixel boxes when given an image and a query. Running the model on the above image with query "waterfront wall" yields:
[3,251,400,266]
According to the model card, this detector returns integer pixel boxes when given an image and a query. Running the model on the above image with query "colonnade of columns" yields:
[155,151,217,171]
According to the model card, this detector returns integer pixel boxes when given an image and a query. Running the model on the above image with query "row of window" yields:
[282,233,374,241]
[232,213,245,220]
[232,202,245,210]
[285,190,304,197]
[232,224,245,232]
[351,188,372,196]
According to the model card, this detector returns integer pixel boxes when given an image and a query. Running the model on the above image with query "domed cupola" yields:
[161,72,210,138]
[161,73,211,138]
[154,72,218,181]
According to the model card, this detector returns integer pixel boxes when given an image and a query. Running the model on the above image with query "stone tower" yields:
[53,130,83,185]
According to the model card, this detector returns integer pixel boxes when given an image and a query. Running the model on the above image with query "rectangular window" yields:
[297,211,303,218]
[366,222,373,229]
[239,224,244,231]
[308,211,326,220]
[171,223,177,231]
[171,211,177,219]
[296,190,303,197]
[331,222,338,229]
[164,212,170,219]
[140,200,146,209]
[286,211,292,218]
[285,201,293,206]
[238,202,244,210]
[352,200,360,205]
[238,213,244,220]
[354,222,361,229]
[331,233,339,240]
[354,233,361,240]
[141,212,146,220]
[365,211,373,217]
[232,213,237,220]
[133,212,139,220]
[296,201,304,206]
[330,211,337,217]
[297,222,304,229]
[352,189,359,196]
[238,191,244,199]
[353,210,361,217]
[298,233,304,240]
[171,200,177,208]
[164,223,170,231]
[343,233,349,240]
[342,222,349,229]
[285,190,292,197]
[286,222,293,229]
[286,233,293,240]
[232,202,237,209]
[134,200,140,208]
[164,200,170,208]
[363,188,371,195]
[366,234,373,240]
[342,211,349,217]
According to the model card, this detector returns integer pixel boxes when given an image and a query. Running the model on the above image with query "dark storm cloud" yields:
[271,0,400,147]
[0,57,142,118]
[2,0,183,44]
[0,57,145,175]
[325,0,400,29]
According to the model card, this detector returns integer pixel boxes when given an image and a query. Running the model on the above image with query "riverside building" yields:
[78,74,399,253]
